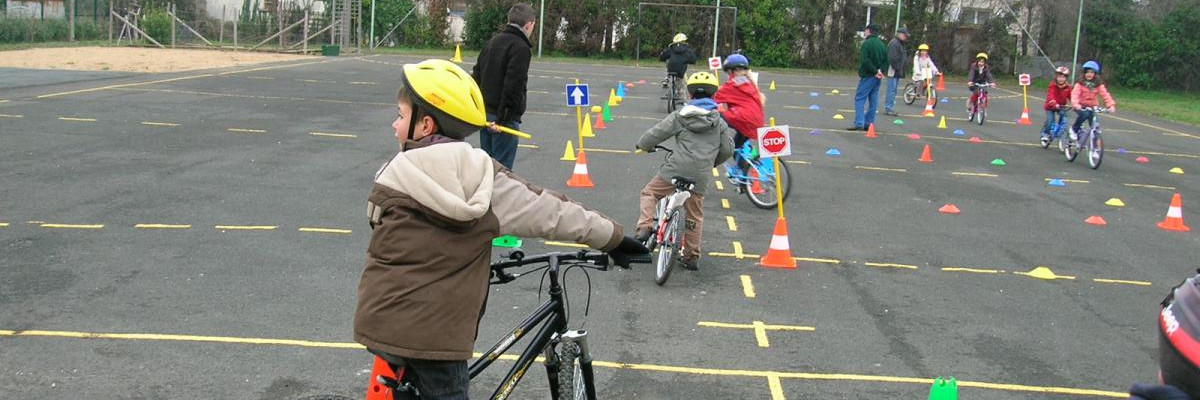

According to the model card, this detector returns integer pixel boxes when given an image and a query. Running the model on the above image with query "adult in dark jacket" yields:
[851,25,889,130]
[471,3,535,170]
[883,27,909,116]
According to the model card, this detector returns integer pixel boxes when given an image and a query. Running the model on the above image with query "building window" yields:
[962,8,990,25]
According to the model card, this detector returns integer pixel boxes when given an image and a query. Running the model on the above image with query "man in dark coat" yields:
[884,27,909,116]
[850,24,889,131]
[472,3,536,170]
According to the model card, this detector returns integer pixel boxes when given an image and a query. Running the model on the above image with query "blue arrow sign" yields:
[565,84,589,107]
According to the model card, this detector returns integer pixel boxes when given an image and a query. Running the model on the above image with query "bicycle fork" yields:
[541,330,597,400]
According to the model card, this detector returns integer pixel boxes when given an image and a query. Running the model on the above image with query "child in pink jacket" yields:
[1069,60,1117,141]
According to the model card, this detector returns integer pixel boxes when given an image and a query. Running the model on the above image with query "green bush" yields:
[141,8,172,45]
[0,17,108,43]
[463,0,507,49]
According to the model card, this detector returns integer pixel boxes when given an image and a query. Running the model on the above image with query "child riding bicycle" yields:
[713,53,765,183]
[354,58,648,399]
[1069,60,1117,142]
[1040,66,1073,146]
[911,44,940,95]
[659,33,698,92]
[965,53,995,113]
[635,71,734,272]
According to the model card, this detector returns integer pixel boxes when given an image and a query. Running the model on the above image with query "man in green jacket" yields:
[850,25,889,131]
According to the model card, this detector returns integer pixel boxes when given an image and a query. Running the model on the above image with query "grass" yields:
[0,40,113,51]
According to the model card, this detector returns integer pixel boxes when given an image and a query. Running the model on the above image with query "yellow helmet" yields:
[976,52,989,60]
[918,44,930,51]
[673,33,687,43]
[686,71,720,97]
[400,59,487,139]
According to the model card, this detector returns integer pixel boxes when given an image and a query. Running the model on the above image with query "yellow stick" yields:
[769,119,786,219]
[1023,85,1029,110]
[575,78,583,150]
[489,124,532,140]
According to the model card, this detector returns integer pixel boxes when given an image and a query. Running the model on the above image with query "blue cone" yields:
[953,129,965,136]
[810,129,822,135]
[825,148,842,156]
[809,104,821,110]
[1048,179,1066,187]
[941,98,950,103]
[1117,148,1127,153]
[810,92,819,97]
[616,82,626,97]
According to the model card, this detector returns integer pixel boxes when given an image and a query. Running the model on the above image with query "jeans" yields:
[372,350,470,400]
[853,76,882,128]
[1041,109,1068,137]
[637,175,705,260]
[479,113,520,170]
[1072,109,1095,135]
[884,77,900,112]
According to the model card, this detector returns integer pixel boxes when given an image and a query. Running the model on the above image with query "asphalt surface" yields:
[1,52,1198,400]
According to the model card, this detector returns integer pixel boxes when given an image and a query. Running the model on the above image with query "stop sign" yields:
[708,56,722,70]
[1019,73,1031,86]
[756,125,791,158]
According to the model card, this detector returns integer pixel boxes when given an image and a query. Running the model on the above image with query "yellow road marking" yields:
[699,320,816,347]
[0,327,1129,397]
[298,227,353,234]
[297,79,331,83]
[244,76,275,80]
[583,148,631,154]
[350,81,379,85]
[309,132,357,139]
[1124,183,1176,190]
[715,181,725,191]
[784,160,810,165]
[721,199,731,209]
[865,262,918,270]
[40,223,104,229]
[141,121,181,127]
[753,320,770,347]
[855,166,907,172]
[1044,178,1089,183]
[712,168,720,177]
[228,128,267,134]
[518,144,540,149]
[0,222,9,227]
[0,99,7,103]
[942,267,1004,274]
[214,225,277,230]
[740,275,756,298]
[38,57,344,99]
[113,87,393,107]
[952,171,999,178]
[726,216,738,232]
[732,241,746,259]
[0,114,23,118]
[768,374,787,400]
[794,257,841,264]
[1094,278,1153,286]
[544,240,588,248]
[58,117,97,122]
[134,224,192,229]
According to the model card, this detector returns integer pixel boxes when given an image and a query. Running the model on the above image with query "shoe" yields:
[883,110,898,116]
[1040,134,1050,147]
[680,255,699,271]
[1069,128,1079,141]
[846,126,862,131]
[634,228,652,244]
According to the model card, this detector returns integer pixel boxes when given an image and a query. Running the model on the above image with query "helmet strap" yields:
[407,102,421,142]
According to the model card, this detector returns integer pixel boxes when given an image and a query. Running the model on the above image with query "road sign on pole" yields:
[757,125,792,158]
[565,84,590,107]
[1019,73,1031,86]
[708,56,722,70]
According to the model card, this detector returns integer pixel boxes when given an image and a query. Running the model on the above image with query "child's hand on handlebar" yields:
[608,236,651,269]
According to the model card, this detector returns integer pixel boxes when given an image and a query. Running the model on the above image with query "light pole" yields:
[1070,0,1084,82]
[369,0,376,50]
[894,0,901,35]
[537,0,544,57]
[712,0,720,56]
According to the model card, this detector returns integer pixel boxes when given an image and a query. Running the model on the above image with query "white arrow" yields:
[570,87,585,105]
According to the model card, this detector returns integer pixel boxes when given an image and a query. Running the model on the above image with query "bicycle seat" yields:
[670,176,696,190]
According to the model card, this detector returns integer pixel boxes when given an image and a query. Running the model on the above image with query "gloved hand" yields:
[1129,383,1191,400]
[608,235,651,269]
[1047,100,1058,108]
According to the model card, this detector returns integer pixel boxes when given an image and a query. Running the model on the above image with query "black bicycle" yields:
[662,73,685,113]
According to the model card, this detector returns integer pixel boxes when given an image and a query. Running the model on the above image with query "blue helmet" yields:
[723,54,750,71]
[1082,61,1101,74]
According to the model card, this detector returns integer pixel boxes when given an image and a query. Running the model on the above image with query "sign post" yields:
[756,123,791,219]
[1018,73,1031,110]
[566,82,590,149]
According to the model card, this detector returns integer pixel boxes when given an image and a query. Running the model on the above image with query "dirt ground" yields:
[0,47,314,73]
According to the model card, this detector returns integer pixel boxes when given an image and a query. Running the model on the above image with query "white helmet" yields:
[672,33,687,43]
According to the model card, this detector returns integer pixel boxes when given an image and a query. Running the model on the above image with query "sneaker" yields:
[846,126,862,131]
[1069,128,1079,141]
[883,110,898,116]
[680,255,699,271]
[1040,134,1051,147]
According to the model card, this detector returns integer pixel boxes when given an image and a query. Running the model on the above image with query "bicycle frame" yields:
[655,189,691,244]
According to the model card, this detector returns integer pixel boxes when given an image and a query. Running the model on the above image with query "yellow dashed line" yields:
[58,117,97,122]
[214,225,277,230]
[740,275,756,298]
[544,240,588,248]
[298,227,353,234]
[784,160,810,165]
[0,222,9,227]
[1124,183,1176,190]
[726,216,738,232]
[712,168,720,177]
[952,171,999,178]
[752,320,770,347]
[349,81,379,85]
[1094,278,1153,286]
[855,166,907,172]
[244,76,275,80]
[721,199,731,209]
[715,181,725,191]
[309,132,357,139]
[227,128,267,134]
[768,374,787,400]
[40,223,104,229]
[517,144,540,149]
[942,267,1004,274]
[794,257,841,264]
[0,329,364,349]
[864,262,918,270]
[732,241,746,259]
[584,148,632,154]
[0,99,7,103]
[134,224,192,229]
[141,121,181,127]
[0,114,23,118]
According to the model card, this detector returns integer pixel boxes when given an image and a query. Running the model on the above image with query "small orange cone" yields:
[936,74,945,91]
[748,168,765,194]
[1157,193,1191,232]
[939,204,961,214]
[593,112,606,130]
[865,123,878,138]
[919,144,933,163]
[366,356,397,400]
[566,150,595,188]
[923,96,936,117]
[759,217,797,269]
[1085,215,1108,226]
[969,136,983,143]
[1018,107,1033,125]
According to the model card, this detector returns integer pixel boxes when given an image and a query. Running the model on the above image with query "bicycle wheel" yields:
[1088,131,1103,169]
[556,342,587,400]
[744,159,792,210]
[1064,132,1080,162]
[653,208,684,285]
[975,102,986,125]
[930,88,938,109]
[903,83,916,105]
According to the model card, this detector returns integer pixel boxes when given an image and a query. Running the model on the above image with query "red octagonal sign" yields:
[756,125,791,158]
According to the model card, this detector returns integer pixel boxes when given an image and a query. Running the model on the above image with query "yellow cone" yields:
[561,140,577,161]
[1105,198,1126,207]
[831,89,840,94]
[607,89,618,107]
[1170,167,1185,174]
[937,116,948,129]
[1019,266,1075,280]
[451,44,463,63]
[769,80,776,91]
[581,113,595,138]
[833,114,845,120]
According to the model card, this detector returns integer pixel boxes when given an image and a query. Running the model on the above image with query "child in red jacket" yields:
[713,53,765,182]
[1040,66,1073,146]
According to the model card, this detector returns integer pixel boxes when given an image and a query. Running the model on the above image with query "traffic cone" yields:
[769,80,776,91]
[759,217,797,269]
[928,376,958,400]
[366,356,398,400]
[919,144,933,163]
[748,168,765,195]
[923,96,936,117]
[1085,215,1108,226]
[602,103,613,122]
[566,151,595,188]
[1018,107,1033,125]
[937,116,948,129]
[450,44,463,63]
[1157,193,1190,232]
[969,136,983,143]
[607,89,619,107]
[939,204,961,214]
[616,82,626,98]
[593,111,606,130]
[865,123,878,138]
[581,114,595,138]
[908,133,922,140]
[936,74,946,91]
[561,140,576,161]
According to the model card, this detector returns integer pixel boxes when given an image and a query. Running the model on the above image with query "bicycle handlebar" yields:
[491,250,610,272]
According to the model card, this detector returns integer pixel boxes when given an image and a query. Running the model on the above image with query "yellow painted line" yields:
[228,128,267,134]
[298,227,353,234]
[0,327,1128,397]
[784,160,810,165]
[214,225,277,231]
[141,121,181,127]
[726,216,738,232]
[297,79,330,83]
[518,144,540,149]
[1094,278,1153,286]
[715,181,725,191]
[740,275,756,298]
[58,117,97,122]
[768,374,787,400]
[0,113,23,118]
[40,223,104,229]
[1045,178,1089,183]
[34,57,343,99]
[0,222,9,227]
[1124,183,1176,190]
[349,81,379,85]
[942,267,1004,274]
[855,166,907,173]
[113,87,393,107]
[732,241,746,259]
[696,321,815,332]
[544,240,588,248]
[952,171,999,178]
[864,262,918,270]
[753,320,770,347]
[795,257,841,264]
[585,148,632,154]
[712,168,720,177]
[309,132,357,139]
[721,198,731,209]
[0,99,7,103]
[709,252,762,259]
[244,76,275,80]
[134,224,192,229]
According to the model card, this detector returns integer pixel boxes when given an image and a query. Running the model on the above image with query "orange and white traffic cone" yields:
[919,144,933,163]
[566,150,595,188]
[1157,193,1191,232]
[759,217,797,269]
[923,96,936,117]
[936,74,945,91]
[1018,107,1033,125]
[748,168,765,194]
[865,122,878,139]
[366,356,398,400]
[593,111,606,130]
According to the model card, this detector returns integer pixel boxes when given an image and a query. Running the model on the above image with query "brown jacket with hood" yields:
[354,139,624,361]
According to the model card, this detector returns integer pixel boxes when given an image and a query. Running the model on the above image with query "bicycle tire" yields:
[556,342,587,400]
[903,83,916,105]
[654,207,685,285]
[1089,132,1103,169]
[930,88,938,109]
[1065,133,1080,162]
[976,102,986,125]
[1057,124,1069,153]
[744,160,791,209]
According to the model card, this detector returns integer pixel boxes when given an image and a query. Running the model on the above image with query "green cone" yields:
[603,103,613,122]
[928,376,958,400]
[991,158,1007,166]
[894,119,905,125]
[491,235,523,248]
